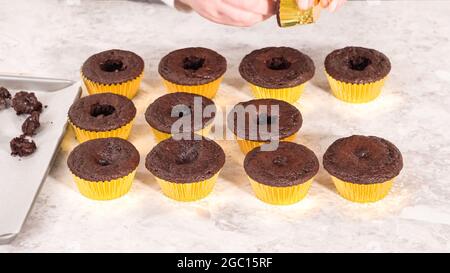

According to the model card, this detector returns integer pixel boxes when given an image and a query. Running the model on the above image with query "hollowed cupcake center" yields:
[349,56,372,71]
[266,57,291,70]
[90,103,116,117]
[272,155,288,166]
[257,114,277,126]
[98,158,111,166]
[175,146,199,164]
[183,56,205,71]
[176,106,192,118]
[100,59,127,72]
[354,148,370,159]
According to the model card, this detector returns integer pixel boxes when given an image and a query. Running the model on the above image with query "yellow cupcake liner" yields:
[332,176,395,203]
[150,123,213,143]
[248,177,313,205]
[248,83,306,103]
[277,0,321,27]
[325,72,387,103]
[155,172,220,202]
[82,72,143,99]
[69,118,134,143]
[236,133,298,154]
[72,170,136,201]
[161,76,223,99]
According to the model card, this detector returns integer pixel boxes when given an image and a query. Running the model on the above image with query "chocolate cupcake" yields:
[227,98,302,154]
[67,137,140,200]
[68,93,136,143]
[239,47,315,103]
[244,142,319,205]
[325,46,391,103]
[323,135,403,202]
[145,92,216,142]
[145,136,225,201]
[82,49,144,99]
[158,47,227,98]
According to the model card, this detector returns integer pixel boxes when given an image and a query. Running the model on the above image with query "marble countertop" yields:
[1,0,450,252]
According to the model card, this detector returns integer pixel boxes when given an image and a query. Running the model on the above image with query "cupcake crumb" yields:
[22,111,41,136]
[12,91,43,115]
[0,86,12,110]
[10,135,37,157]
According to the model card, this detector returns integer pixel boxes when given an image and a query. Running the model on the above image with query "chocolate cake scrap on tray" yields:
[22,111,41,136]
[12,91,43,115]
[0,87,12,109]
[3,90,45,157]
[10,136,37,157]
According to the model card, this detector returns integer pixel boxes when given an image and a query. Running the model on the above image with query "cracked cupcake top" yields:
[325,46,391,84]
[244,142,319,187]
[82,49,144,84]
[159,47,227,86]
[68,93,136,132]
[239,47,315,89]
[323,135,403,184]
[227,99,302,141]
[67,138,140,182]
[146,136,225,183]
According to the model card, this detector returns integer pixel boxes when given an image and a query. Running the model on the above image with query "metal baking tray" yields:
[0,74,81,244]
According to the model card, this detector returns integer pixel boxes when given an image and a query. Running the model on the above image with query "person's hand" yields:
[297,0,346,12]
[177,0,275,27]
